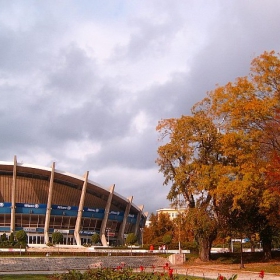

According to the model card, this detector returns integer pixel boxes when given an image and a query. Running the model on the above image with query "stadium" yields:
[0,156,147,247]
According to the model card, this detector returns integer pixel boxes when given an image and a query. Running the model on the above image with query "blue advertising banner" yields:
[0,202,11,207]
[0,202,12,213]
[52,205,78,211]
[16,203,46,208]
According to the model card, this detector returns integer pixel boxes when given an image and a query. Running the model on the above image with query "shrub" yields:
[1,233,8,242]
[126,233,137,246]
[16,230,27,247]
[162,234,172,245]
[91,233,100,245]
[49,268,187,280]
[52,231,63,245]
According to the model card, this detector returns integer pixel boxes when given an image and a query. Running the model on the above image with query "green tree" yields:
[52,231,63,245]
[9,232,15,245]
[16,230,27,246]
[126,233,137,246]
[162,234,172,246]
[91,233,100,245]
[1,233,8,242]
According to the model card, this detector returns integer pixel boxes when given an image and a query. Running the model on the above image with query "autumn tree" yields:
[156,111,222,261]
[194,50,280,260]
[157,50,280,261]
[144,212,174,245]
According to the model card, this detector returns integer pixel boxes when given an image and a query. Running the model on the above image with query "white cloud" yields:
[0,0,280,214]
[130,111,149,134]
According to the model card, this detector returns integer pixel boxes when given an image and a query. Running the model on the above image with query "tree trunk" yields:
[262,238,272,261]
[260,226,272,261]
[250,241,255,252]
[198,236,211,261]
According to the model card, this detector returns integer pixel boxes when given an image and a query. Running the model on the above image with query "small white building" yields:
[156,207,186,220]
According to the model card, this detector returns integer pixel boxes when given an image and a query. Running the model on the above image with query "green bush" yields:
[126,233,137,246]
[82,243,92,247]
[52,232,63,245]
[9,232,15,245]
[16,230,27,246]
[91,233,100,245]
[1,233,8,242]
[0,231,28,248]
[162,234,172,245]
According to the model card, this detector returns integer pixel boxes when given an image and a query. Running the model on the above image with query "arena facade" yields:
[0,156,147,247]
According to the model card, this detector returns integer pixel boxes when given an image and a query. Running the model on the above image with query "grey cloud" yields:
[112,13,183,62]
[1,1,280,215]
[113,23,172,61]
[137,72,193,120]
[47,44,99,95]
[85,128,158,170]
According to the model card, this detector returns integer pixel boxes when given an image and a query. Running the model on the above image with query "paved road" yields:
[173,265,280,280]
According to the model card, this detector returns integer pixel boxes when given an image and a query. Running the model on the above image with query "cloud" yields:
[0,0,280,215]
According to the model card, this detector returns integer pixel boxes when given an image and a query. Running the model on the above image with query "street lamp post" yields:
[178,211,181,253]
[176,195,183,254]
[106,228,110,246]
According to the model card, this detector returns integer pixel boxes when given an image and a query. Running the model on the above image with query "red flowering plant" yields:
[51,267,184,280]
[259,270,265,279]
[163,262,169,271]
[168,268,174,277]
[168,267,174,279]
[139,265,144,272]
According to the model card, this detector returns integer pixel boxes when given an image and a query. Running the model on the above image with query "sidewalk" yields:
[173,264,280,280]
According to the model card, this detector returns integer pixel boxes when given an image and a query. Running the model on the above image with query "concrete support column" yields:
[44,162,55,244]
[143,212,148,226]
[118,196,133,245]
[134,205,144,237]
[10,155,17,233]
[100,184,115,246]
[74,171,89,246]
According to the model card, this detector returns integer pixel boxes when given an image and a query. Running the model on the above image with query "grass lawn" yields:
[0,275,49,280]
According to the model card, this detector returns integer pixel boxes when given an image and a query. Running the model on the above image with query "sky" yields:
[1,0,280,217]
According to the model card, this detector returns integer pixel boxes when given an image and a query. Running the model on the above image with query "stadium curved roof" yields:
[0,160,145,216]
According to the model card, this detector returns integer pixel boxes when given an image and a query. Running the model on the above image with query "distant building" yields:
[145,220,151,227]
[156,207,186,220]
